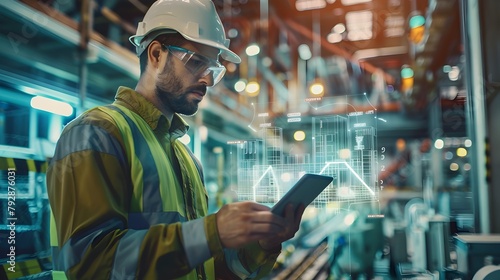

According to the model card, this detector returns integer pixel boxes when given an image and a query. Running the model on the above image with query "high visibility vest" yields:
[50,104,212,279]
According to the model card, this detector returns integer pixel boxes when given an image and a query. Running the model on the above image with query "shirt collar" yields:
[113,86,189,139]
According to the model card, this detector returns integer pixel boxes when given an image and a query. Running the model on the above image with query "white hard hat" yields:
[129,0,241,64]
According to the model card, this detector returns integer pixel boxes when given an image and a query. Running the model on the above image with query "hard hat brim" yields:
[129,29,241,64]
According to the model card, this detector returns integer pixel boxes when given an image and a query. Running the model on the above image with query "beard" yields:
[155,59,207,116]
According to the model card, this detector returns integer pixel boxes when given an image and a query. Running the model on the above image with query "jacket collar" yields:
[113,86,189,139]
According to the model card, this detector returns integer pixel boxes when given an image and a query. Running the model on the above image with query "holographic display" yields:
[227,94,381,213]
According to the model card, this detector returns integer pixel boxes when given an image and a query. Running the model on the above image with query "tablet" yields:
[271,173,333,216]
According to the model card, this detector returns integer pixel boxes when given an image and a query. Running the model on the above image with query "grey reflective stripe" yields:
[106,105,162,212]
[52,123,126,165]
[51,246,61,267]
[181,219,211,269]
[128,211,187,229]
[110,230,148,280]
[55,218,124,271]
[223,248,259,279]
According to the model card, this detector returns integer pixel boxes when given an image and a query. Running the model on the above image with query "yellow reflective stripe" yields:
[52,270,68,280]
[26,159,36,172]
[0,157,48,173]
[119,106,179,213]
[100,106,144,212]
[173,142,207,218]
[0,157,16,169]
[102,104,185,215]
[110,105,163,212]
[2,259,41,279]
[204,258,215,280]
[99,104,213,279]
[50,209,58,247]
[50,202,67,279]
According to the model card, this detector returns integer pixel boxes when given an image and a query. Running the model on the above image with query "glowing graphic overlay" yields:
[228,94,381,212]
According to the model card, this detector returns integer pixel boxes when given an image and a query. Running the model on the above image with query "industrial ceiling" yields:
[0,0,463,147]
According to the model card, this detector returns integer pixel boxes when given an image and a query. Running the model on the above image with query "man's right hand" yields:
[215,201,286,249]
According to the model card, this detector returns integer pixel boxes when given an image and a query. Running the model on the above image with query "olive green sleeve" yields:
[47,109,216,279]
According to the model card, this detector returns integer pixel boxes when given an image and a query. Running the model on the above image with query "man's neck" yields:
[135,83,174,123]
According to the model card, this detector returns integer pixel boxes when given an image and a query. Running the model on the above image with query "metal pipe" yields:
[284,19,395,84]
[78,0,93,115]
[461,0,490,233]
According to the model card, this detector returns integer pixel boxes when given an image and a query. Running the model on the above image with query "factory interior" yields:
[1,0,500,279]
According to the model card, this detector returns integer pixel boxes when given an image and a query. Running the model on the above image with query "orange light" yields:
[401,77,414,92]
[409,25,425,44]
[396,138,406,152]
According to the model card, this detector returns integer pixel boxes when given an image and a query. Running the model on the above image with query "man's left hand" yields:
[258,204,306,251]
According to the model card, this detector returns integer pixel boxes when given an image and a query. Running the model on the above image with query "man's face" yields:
[154,42,220,116]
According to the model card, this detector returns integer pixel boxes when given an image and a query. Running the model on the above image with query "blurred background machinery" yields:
[1,0,500,279]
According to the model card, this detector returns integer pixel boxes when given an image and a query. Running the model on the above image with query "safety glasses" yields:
[162,44,226,86]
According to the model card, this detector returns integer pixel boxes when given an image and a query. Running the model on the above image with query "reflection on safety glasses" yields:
[162,44,226,85]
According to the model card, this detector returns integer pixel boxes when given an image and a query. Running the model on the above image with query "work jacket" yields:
[47,87,280,279]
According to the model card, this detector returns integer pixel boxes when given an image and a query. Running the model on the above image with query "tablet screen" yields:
[271,173,333,216]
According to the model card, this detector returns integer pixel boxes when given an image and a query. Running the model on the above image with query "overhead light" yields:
[400,65,414,92]
[199,125,208,142]
[310,83,324,95]
[341,0,371,5]
[298,44,312,60]
[401,65,414,79]
[294,130,306,141]
[445,151,453,160]
[245,44,260,56]
[448,66,460,81]
[295,0,326,11]
[309,79,325,96]
[346,11,373,41]
[234,80,247,92]
[409,14,425,29]
[464,163,471,171]
[262,57,273,67]
[384,15,405,37]
[434,139,444,149]
[333,23,346,34]
[456,148,467,157]
[246,80,260,96]
[396,138,406,151]
[408,13,426,44]
[30,96,73,116]
[464,139,472,147]
[339,148,351,159]
[227,28,239,39]
[327,32,343,43]
[226,62,237,73]
[213,147,223,154]
[281,172,292,182]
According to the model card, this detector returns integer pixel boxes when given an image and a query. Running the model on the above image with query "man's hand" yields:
[215,201,305,250]
[259,203,305,251]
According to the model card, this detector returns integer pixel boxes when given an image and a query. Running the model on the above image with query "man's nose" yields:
[199,73,214,87]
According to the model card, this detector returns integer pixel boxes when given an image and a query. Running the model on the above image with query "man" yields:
[47,0,305,279]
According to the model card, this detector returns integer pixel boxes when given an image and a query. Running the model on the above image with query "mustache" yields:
[185,84,207,94]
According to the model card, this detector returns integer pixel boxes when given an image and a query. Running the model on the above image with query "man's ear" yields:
[147,41,163,69]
